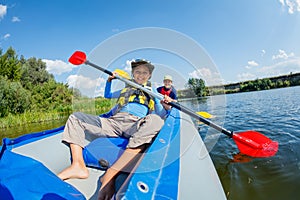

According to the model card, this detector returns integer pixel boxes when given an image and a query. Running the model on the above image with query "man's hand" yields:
[161,95,173,110]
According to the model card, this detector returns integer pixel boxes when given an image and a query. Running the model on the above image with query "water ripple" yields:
[191,86,300,200]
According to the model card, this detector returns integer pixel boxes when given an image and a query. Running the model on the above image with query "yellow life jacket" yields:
[117,81,155,112]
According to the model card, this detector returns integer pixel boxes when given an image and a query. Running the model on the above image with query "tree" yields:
[20,57,54,89]
[0,76,31,117]
[0,47,21,81]
[30,79,72,112]
[186,78,206,97]
[276,80,284,88]
[0,47,78,122]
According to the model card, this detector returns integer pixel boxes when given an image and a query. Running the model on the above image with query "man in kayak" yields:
[157,75,178,101]
[57,59,172,200]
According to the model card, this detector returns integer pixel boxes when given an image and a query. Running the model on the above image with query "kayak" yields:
[0,108,226,199]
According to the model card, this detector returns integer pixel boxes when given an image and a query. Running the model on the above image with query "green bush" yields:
[0,76,31,117]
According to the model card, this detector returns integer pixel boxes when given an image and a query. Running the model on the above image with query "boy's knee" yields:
[72,112,83,119]
[150,114,164,127]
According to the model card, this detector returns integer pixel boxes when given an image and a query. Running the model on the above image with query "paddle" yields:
[113,69,213,119]
[69,51,278,158]
[196,111,213,119]
[113,69,131,80]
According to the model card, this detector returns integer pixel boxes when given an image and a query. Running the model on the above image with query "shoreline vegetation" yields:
[0,47,114,129]
[0,99,114,129]
[178,72,300,98]
[1,47,300,129]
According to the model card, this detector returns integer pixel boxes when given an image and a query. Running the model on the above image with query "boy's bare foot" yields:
[57,164,89,180]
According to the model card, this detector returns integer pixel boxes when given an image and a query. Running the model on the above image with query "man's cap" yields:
[164,75,173,81]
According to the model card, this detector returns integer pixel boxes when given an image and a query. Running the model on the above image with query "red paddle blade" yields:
[232,131,278,158]
[69,51,86,65]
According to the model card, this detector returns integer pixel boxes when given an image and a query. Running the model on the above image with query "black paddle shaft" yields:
[169,101,233,137]
[85,60,233,138]
[86,60,114,76]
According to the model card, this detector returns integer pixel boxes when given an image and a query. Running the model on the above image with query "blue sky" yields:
[1,0,300,95]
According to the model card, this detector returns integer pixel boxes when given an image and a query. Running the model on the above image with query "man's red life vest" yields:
[160,87,172,96]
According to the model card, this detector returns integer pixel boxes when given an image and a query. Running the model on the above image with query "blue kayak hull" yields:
[0,109,226,199]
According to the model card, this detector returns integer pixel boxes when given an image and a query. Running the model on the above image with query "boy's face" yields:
[132,65,151,85]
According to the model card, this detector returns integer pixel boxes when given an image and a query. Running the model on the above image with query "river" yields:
[1,86,300,200]
[0,119,67,143]
[194,86,300,200]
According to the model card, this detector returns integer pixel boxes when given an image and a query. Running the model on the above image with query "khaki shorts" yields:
[62,112,164,148]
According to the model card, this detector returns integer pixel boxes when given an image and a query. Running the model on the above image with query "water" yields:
[1,86,300,200]
[193,86,300,200]
[0,119,66,145]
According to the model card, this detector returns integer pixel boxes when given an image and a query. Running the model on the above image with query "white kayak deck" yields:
[11,110,226,199]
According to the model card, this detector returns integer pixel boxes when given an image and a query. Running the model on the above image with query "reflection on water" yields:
[230,153,253,163]
[188,86,300,200]
[0,119,67,145]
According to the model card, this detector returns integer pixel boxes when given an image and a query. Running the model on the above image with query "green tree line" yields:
[0,47,113,128]
[0,47,73,119]
[179,75,300,98]
[239,78,298,92]
[177,78,209,98]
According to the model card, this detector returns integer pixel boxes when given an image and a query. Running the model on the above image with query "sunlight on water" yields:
[191,86,300,200]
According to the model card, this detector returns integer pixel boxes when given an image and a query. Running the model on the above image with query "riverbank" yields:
[0,111,68,129]
[0,98,115,129]
[178,72,300,98]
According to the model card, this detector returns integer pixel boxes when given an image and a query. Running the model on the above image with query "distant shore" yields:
[178,72,300,98]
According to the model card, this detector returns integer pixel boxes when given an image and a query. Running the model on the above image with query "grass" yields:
[0,98,115,129]
[0,111,68,128]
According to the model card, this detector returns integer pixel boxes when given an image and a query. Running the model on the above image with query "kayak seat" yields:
[82,108,129,170]
[83,137,128,170]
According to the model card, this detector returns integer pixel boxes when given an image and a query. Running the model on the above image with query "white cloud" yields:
[12,16,20,22]
[189,67,212,78]
[245,60,259,69]
[124,60,132,71]
[238,55,300,81]
[94,87,105,97]
[67,74,105,97]
[188,67,223,86]
[3,33,10,39]
[0,4,7,20]
[261,50,266,57]
[272,49,295,60]
[279,0,285,6]
[237,72,257,82]
[67,75,99,89]
[259,57,300,76]
[297,0,300,10]
[279,0,300,14]
[43,59,77,75]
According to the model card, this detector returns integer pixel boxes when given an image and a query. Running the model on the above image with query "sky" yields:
[1,0,300,96]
